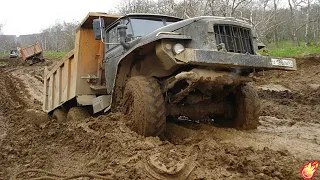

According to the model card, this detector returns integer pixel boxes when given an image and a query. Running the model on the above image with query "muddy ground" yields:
[0,56,319,180]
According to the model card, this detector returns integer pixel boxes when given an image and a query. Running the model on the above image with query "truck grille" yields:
[214,25,254,54]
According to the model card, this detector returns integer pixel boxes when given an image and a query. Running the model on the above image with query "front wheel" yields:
[233,84,260,129]
[67,107,90,121]
[121,76,166,137]
[52,108,67,123]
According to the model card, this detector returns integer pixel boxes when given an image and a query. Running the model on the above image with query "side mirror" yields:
[93,18,105,40]
[117,24,130,49]
[117,24,127,41]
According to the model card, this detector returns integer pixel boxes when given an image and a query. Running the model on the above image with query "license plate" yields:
[271,58,294,67]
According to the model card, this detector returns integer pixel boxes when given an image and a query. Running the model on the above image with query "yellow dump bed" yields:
[43,12,120,113]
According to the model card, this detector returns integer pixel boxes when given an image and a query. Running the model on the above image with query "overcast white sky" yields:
[0,0,122,36]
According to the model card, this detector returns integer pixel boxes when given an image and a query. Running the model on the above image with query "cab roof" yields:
[125,13,183,21]
[78,12,183,30]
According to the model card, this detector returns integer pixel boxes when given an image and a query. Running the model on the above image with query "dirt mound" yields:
[0,70,26,114]
[258,85,320,106]
[256,55,320,124]
[0,58,21,68]
[257,55,320,91]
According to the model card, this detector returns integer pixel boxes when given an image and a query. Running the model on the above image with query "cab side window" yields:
[107,24,120,50]
[106,18,134,50]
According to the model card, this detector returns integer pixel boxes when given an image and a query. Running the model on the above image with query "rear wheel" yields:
[67,107,90,121]
[233,84,260,129]
[121,76,166,137]
[52,109,67,123]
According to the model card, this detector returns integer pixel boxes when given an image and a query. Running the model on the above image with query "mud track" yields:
[0,57,319,179]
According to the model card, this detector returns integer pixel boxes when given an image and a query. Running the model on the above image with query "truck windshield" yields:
[130,18,167,37]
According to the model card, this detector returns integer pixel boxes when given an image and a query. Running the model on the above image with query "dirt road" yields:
[0,56,319,179]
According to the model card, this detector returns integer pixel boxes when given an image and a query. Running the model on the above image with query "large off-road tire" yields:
[52,109,67,123]
[233,84,260,130]
[67,107,90,121]
[122,76,166,137]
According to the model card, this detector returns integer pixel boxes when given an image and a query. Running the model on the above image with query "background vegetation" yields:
[43,51,67,59]
[261,41,320,57]
[1,0,320,59]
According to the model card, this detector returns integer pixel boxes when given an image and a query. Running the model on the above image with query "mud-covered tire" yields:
[67,107,90,121]
[233,84,260,129]
[52,109,67,123]
[121,76,166,137]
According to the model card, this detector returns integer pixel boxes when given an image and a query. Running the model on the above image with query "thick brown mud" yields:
[0,56,319,179]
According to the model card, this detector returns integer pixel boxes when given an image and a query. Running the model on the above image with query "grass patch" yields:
[43,51,67,59]
[0,61,8,66]
[260,41,320,57]
[0,52,8,58]
[1,51,67,60]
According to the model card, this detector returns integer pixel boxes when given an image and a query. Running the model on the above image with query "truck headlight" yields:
[173,43,185,55]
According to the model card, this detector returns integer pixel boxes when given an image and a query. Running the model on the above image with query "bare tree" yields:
[230,0,253,16]
[304,0,312,46]
[13,0,320,51]
[288,0,303,46]
[247,0,277,42]
[0,24,3,35]
[273,0,279,47]
[113,0,320,46]
[17,20,79,52]
[287,0,320,46]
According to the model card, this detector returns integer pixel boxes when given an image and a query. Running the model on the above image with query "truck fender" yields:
[105,35,191,110]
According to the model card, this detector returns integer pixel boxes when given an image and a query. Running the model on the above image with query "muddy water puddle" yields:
[167,115,320,161]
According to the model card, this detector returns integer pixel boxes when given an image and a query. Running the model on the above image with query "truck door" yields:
[105,18,133,94]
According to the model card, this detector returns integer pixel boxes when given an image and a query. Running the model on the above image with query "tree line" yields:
[1,0,320,55]
[0,24,3,35]
[117,0,320,47]
[0,21,78,54]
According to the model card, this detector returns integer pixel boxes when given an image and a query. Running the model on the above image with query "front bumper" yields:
[175,48,297,71]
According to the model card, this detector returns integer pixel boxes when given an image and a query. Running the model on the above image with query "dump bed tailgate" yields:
[175,49,297,71]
